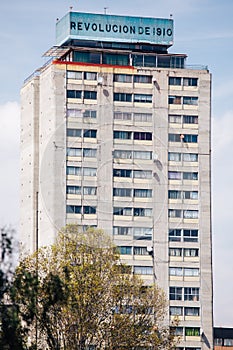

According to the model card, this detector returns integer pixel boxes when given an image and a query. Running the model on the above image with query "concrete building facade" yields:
[20,11,213,350]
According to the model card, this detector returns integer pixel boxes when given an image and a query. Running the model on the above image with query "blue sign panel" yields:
[56,12,173,47]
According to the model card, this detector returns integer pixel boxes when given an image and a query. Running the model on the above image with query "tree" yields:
[14,225,178,350]
[0,227,26,350]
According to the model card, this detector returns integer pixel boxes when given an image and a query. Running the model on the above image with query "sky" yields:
[0,0,233,326]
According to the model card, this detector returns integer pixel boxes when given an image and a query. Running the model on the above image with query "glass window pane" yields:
[183,96,198,105]
[103,53,129,66]
[114,74,132,83]
[169,115,182,124]
[83,168,97,176]
[84,72,97,80]
[169,77,182,86]
[67,71,82,80]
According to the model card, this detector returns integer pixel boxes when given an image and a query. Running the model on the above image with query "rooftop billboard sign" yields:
[56,12,174,47]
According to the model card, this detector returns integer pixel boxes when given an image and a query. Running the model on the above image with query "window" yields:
[133,170,152,179]
[134,208,152,217]
[134,247,148,255]
[103,53,129,66]
[168,152,181,162]
[184,268,199,277]
[214,339,223,346]
[184,307,199,316]
[157,55,171,68]
[67,71,82,80]
[84,72,97,80]
[66,166,81,176]
[169,267,182,276]
[113,169,132,177]
[67,109,82,118]
[183,134,198,143]
[168,190,182,199]
[134,113,152,122]
[169,248,182,257]
[183,115,198,124]
[114,74,132,83]
[113,169,132,178]
[183,210,198,219]
[169,134,198,143]
[169,209,182,218]
[113,227,132,236]
[67,129,82,137]
[169,229,181,242]
[83,148,97,158]
[83,129,97,138]
[67,90,82,99]
[83,110,97,118]
[183,229,198,242]
[114,131,132,139]
[224,339,233,346]
[171,56,185,69]
[113,188,132,197]
[133,151,152,160]
[133,227,152,240]
[183,96,198,106]
[134,75,152,84]
[134,94,152,103]
[183,172,198,180]
[183,153,198,162]
[185,328,200,337]
[83,206,96,214]
[118,246,132,255]
[114,112,132,120]
[183,191,198,200]
[66,186,81,195]
[67,109,97,118]
[183,247,196,262]
[84,91,97,100]
[172,327,184,336]
[67,148,82,157]
[83,167,97,176]
[134,132,152,140]
[83,187,97,195]
[170,306,183,316]
[114,150,132,159]
[169,114,182,124]
[113,207,132,216]
[134,189,152,198]
[144,55,156,67]
[73,51,101,64]
[114,93,132,102]
[168,134,182,142]
[169,77,182,86]
[183,78,198,86]
[134,266,153,275]
[66,205,81,214]
[169,96,181,104]
[169,287,182,300]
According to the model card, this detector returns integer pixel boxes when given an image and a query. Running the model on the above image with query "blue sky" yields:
[0,0,233,326]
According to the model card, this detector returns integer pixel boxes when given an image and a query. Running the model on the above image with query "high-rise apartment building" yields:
[20,11,213,349]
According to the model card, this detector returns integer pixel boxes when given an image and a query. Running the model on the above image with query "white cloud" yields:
[0,101,20,228]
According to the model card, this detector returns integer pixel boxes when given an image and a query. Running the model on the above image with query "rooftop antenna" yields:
[104,7,108,14]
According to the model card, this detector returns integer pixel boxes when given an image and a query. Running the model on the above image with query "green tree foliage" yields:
[0,227,26,350]
[13,226,178,350]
